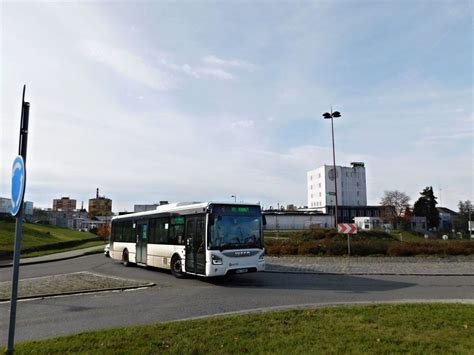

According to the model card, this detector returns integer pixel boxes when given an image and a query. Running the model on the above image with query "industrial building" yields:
[307,162,367,210]
[53,197,76,211]
[88,188,112,218]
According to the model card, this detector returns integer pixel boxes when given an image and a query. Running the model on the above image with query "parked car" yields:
[104,243,110,257]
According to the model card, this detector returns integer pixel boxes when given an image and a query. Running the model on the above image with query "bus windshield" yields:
[208,214,262,250]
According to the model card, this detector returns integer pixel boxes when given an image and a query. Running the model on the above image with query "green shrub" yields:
[297,241,321,255]
[265,236,474,257]
[388,241,474,256]
[280,243,298,255]
[349,240,390,256]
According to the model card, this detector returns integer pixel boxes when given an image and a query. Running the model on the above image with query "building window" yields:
[319,192,321,197]
[318,173,321,178]
[318,183,321,188]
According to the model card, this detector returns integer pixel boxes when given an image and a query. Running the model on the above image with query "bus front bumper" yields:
[206,258,265,277]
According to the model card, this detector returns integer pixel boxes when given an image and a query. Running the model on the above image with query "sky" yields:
[1,0,472,213]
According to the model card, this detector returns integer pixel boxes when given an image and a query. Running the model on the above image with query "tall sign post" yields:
[338,223,357,256]
[7,85,30,355]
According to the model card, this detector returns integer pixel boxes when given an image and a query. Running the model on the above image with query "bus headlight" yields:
[211,254,223,265]
[258,251,265,261]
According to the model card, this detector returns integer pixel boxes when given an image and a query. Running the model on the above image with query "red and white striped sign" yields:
[338,223,357,234]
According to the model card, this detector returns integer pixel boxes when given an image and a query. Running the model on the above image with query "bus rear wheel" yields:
[171,255,185,278]
[122,250,131,267]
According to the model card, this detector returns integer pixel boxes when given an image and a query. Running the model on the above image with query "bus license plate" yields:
[235,269,248,274]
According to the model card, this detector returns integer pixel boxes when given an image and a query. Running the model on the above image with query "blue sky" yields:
[1,1,472,212]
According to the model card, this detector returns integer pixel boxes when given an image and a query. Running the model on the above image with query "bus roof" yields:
[112,201,261,221]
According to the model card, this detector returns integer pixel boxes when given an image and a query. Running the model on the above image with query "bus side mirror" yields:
[262,215,267,226]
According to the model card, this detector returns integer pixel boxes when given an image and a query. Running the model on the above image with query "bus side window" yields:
[148,219,156,244]
[173,224,185,245]
[123,221,133,243]
[118,222,123,242]
[157,218,169,244]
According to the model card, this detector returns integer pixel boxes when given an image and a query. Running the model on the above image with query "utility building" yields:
[307,162,367,211]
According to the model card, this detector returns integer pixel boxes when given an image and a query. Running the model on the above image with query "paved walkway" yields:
[1,247,473,275]
[0,271,154,301]
[265,256,474,275]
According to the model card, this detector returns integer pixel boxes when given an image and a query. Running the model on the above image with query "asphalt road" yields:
[1,254,473,345]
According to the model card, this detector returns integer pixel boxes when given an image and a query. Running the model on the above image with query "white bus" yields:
[110,202,265,277]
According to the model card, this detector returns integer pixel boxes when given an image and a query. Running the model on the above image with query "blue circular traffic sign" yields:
[11,156,26,216]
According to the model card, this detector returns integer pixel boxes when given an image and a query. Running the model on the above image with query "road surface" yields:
[1,254,473,345]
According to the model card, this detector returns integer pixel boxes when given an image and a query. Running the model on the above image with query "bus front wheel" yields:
[171,255,185,278]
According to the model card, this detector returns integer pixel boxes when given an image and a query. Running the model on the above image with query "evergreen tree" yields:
[413,186,440,229]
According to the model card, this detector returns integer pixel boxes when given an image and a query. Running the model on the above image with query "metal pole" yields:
[7,87,29,355]
[330,111,338,227]
[469,204,472,239]
[7,209,24,355]
[347,234,350,256]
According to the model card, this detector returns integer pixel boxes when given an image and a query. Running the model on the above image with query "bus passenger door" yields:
[185,216,206,275]
[136,221,148,264]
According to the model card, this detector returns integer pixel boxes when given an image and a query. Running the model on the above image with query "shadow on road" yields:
[203,271,416,294]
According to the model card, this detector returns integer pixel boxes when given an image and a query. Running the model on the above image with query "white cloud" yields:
[202,55,255,68]
[416,131,474,146]
[160,58,200,78]
[197,67,234,80]
[231,120,254,129]
[80,40,173,90]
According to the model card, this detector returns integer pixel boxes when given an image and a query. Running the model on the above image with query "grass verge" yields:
[0,220,98,251]
[13,303,473,354]
[0,220,103,259]
[20,241,105,258]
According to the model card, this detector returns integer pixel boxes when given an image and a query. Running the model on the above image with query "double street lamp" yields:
[322,109,342,227]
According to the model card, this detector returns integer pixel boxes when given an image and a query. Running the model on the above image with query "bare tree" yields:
[380,190,411,224]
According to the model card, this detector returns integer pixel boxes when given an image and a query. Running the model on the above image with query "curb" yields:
[1,252,473,276]
[0,282,155,303]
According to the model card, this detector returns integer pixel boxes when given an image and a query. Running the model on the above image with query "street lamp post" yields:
[231,195,237,203]
[323,109,342,228]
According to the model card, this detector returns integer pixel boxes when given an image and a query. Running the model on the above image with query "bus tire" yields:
[171,255,185,278]
[122,250,131,267]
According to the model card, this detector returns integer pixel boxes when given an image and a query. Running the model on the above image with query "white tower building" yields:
[307,162,367,212]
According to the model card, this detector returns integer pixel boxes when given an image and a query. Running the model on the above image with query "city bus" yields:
[109,202,265,277]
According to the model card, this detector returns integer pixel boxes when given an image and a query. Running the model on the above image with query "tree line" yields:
[380,186,472,234]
